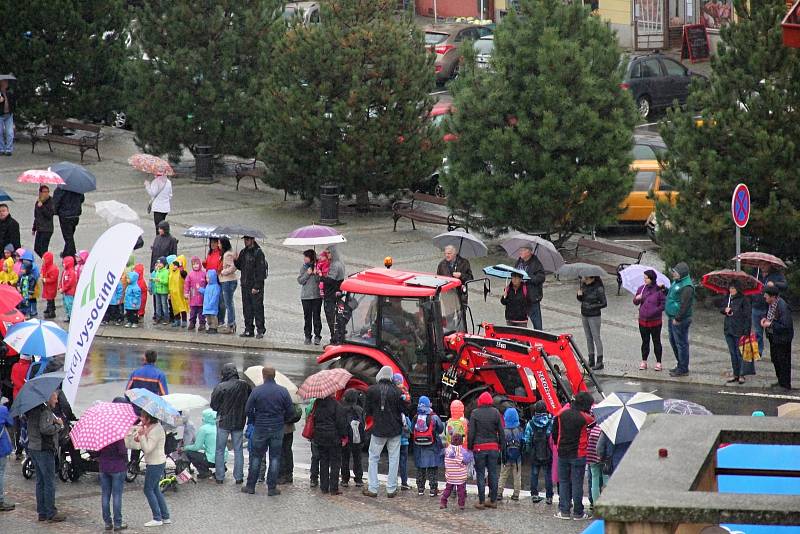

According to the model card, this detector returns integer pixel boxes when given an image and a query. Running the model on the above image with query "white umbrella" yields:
[161,393,209,412]
[244,366,301,403]
[619,265,671,295]
[95,200,139,225]
[501,233,564,273]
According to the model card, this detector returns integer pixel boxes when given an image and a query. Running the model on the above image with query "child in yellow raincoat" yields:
[0,258,18,286]
[168,254,189,327]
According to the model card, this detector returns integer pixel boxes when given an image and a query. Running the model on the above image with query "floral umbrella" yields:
[17,169,65,185]
[128,154,175,176]
[701,270,763,296]
[732,252,787,270]
[298,369,352,400]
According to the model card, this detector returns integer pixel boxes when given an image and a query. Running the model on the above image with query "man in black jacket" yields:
[761,286,794,391]
[149,221,178,320]
[514,245,546,330]
[210,363,252,484]
[363,365,406,498]
[0,204,20,251]
[0,79,14,156]
[436,245,473,303]
[235,236,268,338]
[52,188,84,258]
[468,391,503,508]
[32,186,55,258]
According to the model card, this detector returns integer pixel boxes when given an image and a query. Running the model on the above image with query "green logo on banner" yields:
[80,266,98,306]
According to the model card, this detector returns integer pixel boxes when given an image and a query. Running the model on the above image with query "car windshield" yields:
[342,293,380,346]
[380,297,429,379]
[440,289,465,334]
[474,39,494,55]
[632,144,656,159]
[425,32,448,45]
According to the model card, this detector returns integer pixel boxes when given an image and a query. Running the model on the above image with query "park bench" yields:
[572,237,645,295]
[31,119,101,162]
[233,159,263,191]
[392,191,464,232]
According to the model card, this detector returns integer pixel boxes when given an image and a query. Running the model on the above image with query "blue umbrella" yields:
[51,161,97,193]
[125,388,180,425]
[9,372,65,417]
[0,188,12,202]
[4,319,68,357]
[592,391,664,444]
[483,264,530,280]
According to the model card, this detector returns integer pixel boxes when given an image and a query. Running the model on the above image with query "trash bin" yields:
[195,145,213,182]
[319,183,340,225]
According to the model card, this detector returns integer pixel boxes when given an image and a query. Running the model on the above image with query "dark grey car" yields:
[622,53,705,119]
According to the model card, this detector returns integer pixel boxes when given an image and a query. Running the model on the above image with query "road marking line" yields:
[717,390,800,401]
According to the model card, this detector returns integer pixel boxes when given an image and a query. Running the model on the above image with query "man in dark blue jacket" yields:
[125,350,168,396]
[242,367,293,496]
[761,286,794,392]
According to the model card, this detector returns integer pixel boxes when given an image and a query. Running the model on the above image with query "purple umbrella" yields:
[282,224,346,246]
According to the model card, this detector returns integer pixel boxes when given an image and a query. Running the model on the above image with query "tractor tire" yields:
[492,395,516,416]
[328,354,383,392]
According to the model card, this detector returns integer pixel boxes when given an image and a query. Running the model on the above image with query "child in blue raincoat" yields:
[124,271,142,328]
[199,269,220,334]
[104,278,124,326]
[412,396,444,496]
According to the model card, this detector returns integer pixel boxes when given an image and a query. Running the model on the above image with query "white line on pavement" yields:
[716,390,800,401]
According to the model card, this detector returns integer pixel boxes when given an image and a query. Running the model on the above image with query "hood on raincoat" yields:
[191,255,202,270]
[532,412,552,428]
[127,271,139,285]
[220,362,239,381]
[326,244,342,263]
[173,255,186,270]
[166,254,177,267]
[21,250,34,262]
[42,251,54,268]
[77,250,88,265]
[672,262,690,279]
[134,264,146,283]
[343,388,360,406]
[206,269,218,285]
[201,408,217,425]
[533,400,547,414]
[450,400,465,420]
[157,220,171,235]
[478,391,493,406]
[503,407,520,429]
[415,396,433,433]
[376,365,393,382]
[62,256,75,270]
[417,395,432,415]
[3,244,13,255]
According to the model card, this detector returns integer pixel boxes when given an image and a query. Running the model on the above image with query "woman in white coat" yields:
[144,174,173,231]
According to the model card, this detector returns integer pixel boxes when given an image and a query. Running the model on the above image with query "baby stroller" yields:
[20,418,80,482]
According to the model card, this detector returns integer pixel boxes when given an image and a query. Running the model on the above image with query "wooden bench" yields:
[31,119,101,162]
[234,159,263,191]
[574,237,645,295]
[392,191,463,231]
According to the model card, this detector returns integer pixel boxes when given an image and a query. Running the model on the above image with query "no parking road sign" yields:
[731,183,750,228]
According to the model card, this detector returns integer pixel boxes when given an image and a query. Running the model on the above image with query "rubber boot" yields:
[592,356,604,371]
[588,354,596,368]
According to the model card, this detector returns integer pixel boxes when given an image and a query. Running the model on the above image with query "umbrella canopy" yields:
[733,252,787,270]
[51,162,97,193]
[0,74,16,81]
[619,265,671,295]
[0,285,23,314]
[95,200,139,225]
[161,393,209,412]
[663,398,712,416]
[556,262,606,280]
[298,369,352,400]
[701,270,763,296]
[243,366,301,403]
[592,391,664,444]
[182,225,231,239]
[9,372,65,417]
[17,169,65,185]
[283,225,346,247]
[125,388,180,425]
[128,154,175,176]
[214,225,265,239]
[4,319,68,357]
[1,309,27,357]
[502,234,564,273]
[483,264,530,280]
[0,188,11,202]
[432,230,487,259]
[69,401,138,451]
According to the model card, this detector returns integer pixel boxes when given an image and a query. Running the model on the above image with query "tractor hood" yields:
[340,268,461,297]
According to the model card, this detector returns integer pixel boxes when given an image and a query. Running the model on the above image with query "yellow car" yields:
[617,159,678,224]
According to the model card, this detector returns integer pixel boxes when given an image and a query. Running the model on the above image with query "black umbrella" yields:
[9,372,65,417]
[51,162,97,194]
[215,225,265,239]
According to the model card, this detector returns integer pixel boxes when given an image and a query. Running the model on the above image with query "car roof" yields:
[631,159,662,171]
[341,268,461,297]
[423,23,485,33]
[284,1,318,9]
[430,101,453,117]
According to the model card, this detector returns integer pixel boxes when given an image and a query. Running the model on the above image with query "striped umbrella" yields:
[298,369,352,400]
[592,391,664,444]
[70,401,138,451]
[17,169,65,185]
[3,319,68,357]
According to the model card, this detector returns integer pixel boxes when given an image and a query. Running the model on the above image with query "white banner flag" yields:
[62,223,143,404]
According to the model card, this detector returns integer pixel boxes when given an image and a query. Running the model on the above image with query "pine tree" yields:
[443,0,636,245]
[258,0,441,208]
[124,0,281,159]
[658,0,800,283]
[0,0,129,124]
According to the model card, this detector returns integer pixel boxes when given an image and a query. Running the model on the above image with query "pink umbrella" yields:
[17,169,65,185]
[298,368,352,399]
[69,401,138,451]
[128,154,175,176]
[283,224,346,246]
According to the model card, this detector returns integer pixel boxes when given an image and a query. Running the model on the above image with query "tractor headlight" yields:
[524,367,537,391]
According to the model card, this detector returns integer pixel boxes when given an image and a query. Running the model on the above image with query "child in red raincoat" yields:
[40,251,59,319]
[134,264,148,318]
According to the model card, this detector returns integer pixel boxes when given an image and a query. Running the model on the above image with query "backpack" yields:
[504,428,522,463]
[347,405,364,444]
[530,423,551,463]
[412,414,435,446]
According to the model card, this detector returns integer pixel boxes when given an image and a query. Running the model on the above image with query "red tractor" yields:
[318,267,603,417]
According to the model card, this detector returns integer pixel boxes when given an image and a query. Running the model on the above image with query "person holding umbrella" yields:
[32,185,56,258]
[751,262,788,358]
[514,245,546,330]
[125,410,171,527]
[665,263,695,377]
[436,245,473,301]
[144,173,173,230]
[500,272,531,327]
[0,76,15,156]
[632,270,666,371]
[25,389,66,522]
[722,280,753,385]
[52,187,85,259]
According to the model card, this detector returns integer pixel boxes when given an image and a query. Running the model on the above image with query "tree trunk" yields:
[355,189,370,212]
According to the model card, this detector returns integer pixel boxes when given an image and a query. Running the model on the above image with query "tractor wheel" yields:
[328,353,383,393]
[492,394,516,416]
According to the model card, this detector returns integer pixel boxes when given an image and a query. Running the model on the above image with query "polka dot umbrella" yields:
[70,401,138,452]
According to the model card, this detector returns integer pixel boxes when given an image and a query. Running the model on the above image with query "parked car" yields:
[621,52,706,119]
[424,24,492,84]
[617,159,681,224]
[283,1,320,25]
[474,35,494,70]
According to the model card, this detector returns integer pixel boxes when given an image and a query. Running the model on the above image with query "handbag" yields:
[301,403,316,440]
[739,334,761,362]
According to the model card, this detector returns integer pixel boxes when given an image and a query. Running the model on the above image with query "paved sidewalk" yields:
[0,129,796,390]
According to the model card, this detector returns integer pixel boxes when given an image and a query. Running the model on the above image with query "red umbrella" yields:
[701,270,763,296]
[1,308,26,357]
[0,285,22,314]
[298,369,352,400]
[17,169,65,185]
[732,252,787,270]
